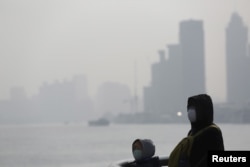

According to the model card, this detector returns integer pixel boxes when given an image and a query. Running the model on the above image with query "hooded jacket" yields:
[187,94,224,167]
[132,139,155,161]
[131,139,159,167]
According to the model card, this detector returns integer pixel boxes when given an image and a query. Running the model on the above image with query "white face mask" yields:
[188,108,196,122]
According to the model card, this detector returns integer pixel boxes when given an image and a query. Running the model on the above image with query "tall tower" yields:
[226,13,250,104]
[180,20,206,99]
[143,48,183,115]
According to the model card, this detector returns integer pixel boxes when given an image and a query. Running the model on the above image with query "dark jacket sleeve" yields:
[190,127,224,167]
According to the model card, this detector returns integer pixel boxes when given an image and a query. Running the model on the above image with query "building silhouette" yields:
[95,82,131,117]
[0,75,94,124]
[34,75,94,122]
[180,20,206,99]
[144,20,205,119]
[144,48,183,115]
[226,12,250,104]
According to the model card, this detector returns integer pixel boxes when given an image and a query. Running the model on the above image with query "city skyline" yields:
[144,19,205,116]
[1,0,250,103]
[1,12,250,123]
[0,74,135,123]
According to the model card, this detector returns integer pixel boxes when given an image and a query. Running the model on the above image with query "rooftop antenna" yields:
[133,59,138,113]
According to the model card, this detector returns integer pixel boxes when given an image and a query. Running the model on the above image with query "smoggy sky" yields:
[1,0,250,102]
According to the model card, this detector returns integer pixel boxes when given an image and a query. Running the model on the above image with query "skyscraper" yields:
[226,13,250,104]
[143,19,206,121]
[180,20,206,99]
[143,48,183,115]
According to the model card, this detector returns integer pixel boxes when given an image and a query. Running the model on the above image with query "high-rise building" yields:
[144,48,183,115]
[226,13,250,104]
[143,19,206,118]
[144,50,169,114]
[180,20,206,99]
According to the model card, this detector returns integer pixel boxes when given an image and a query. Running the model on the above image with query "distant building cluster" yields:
[95,82,132,117]
[0,75,94,124]
[0,75,132,124]
[141,12,250,123]
[144,20,205,117]
[1,13,250,124]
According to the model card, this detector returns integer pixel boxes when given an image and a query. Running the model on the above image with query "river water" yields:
[0,123,249,167]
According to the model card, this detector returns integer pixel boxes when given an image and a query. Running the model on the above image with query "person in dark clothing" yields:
[115,94,224,167]
[168,94,224,167]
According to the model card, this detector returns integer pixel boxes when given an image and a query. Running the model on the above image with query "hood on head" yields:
[187,94,213,129]
[132,139,155,161]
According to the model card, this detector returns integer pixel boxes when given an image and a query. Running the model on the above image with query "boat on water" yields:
[88,118,110,126]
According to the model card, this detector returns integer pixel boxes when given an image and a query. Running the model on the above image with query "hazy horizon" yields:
[1,0,250,103]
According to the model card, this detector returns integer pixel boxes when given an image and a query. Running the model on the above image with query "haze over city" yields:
[1,0,250,104]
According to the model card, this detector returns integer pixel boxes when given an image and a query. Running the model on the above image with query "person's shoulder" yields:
[203,124,222,136]
[208,124,222,132]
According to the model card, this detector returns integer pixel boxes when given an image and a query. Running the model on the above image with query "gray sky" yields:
[1,0,250,102]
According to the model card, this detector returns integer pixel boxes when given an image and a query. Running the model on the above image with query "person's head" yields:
[187,94,213,127]
[132,139,155,161]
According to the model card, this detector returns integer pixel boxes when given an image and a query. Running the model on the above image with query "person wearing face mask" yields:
[167,94,224,167]
[132,139,160,166]
[118,139,159,167]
